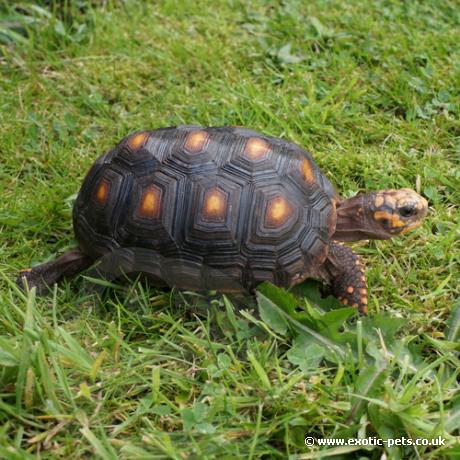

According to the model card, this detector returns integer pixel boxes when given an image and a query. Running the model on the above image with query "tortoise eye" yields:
[399,205,416,218]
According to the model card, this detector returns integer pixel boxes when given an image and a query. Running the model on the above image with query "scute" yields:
[73,126,336,291]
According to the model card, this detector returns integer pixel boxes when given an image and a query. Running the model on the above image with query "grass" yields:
[0,0,459,458]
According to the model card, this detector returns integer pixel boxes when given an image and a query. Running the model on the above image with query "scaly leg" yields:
[322,242,369,314]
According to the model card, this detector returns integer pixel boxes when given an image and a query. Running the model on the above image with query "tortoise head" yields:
[368,189,428,238]
[334,188,428,241]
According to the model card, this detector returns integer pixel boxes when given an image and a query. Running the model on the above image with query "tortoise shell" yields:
[73,126,336,291]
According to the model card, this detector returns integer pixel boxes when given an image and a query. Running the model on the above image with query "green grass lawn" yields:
[1,0,459,458]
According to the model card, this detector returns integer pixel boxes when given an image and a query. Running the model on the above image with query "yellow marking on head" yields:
[385,195,396,208]
[374,210,406,228]
[300,158,315,184]
[347,286,354,294]
[265,196,293,227]
[374,195,384,207]
[184,130,209,153]
[128,132,149,150]
[21,268,32,273]
[138,186,162,218]
[203,187,227,221]
[244,138,270,160]
[96,179,109,205]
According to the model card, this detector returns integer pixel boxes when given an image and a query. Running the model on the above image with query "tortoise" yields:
[18,126,428,314]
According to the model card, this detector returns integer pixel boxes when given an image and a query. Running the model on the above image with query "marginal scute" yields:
[127,131,149,150]
[184,130,209,153]
[202,187,228,222]
[95,178,109,205]
[265,196,294,228]
[244,137,271,161]
[138,185,162,219]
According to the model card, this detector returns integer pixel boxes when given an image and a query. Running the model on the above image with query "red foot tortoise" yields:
[18,126,428,314]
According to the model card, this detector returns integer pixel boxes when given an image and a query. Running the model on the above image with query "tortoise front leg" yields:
[323,242,369,314]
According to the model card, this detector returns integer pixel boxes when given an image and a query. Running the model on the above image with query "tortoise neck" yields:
[333,193,381,242]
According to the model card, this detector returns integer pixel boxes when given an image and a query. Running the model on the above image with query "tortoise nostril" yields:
[399,205,417,218]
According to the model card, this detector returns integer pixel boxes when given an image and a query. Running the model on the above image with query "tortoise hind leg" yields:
[322,242,369,314]
[17,248,92,294]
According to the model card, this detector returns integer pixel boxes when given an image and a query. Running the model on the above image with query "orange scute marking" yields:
[265,196,294,227]
[184,130,209,153]
[203,187,227,222]
[128,132,149,150]
[96,179,109,205]
[138,186,162,218]
[301,158,315,183]
[244,138,270,161]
